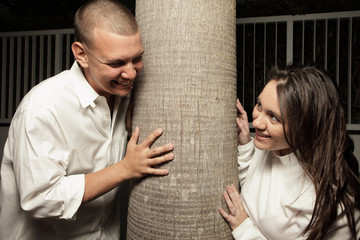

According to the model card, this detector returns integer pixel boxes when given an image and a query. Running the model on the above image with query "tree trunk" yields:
[127,0,238,239]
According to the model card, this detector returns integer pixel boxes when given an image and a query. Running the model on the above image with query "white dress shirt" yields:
[0,62,130,240]
[233,138,360,240]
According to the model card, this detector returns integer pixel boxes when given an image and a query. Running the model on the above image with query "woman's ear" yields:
[72,41,89,68]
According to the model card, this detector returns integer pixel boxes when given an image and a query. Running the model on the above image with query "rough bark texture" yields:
[127,1,238,239]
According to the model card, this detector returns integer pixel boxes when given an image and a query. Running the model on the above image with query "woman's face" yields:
[252,80,292,156]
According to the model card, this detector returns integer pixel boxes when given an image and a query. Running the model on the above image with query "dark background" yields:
[0,0,135,32]
[1,0,359,32]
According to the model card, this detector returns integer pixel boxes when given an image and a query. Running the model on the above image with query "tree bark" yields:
[127,1,238,239]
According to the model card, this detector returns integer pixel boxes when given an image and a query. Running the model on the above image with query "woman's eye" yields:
[270,115,279,122]
[256,102,262,110]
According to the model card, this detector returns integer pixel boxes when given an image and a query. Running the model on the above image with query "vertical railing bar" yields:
[54,34,62,74]
[39,35,44,82]
[336,18,340,85]
[302,20,305,64]
[313,20,316,63]
[1,37,7,119]
[253,23,256,107]
[24,36,29,94]
[8,37,14,119]
[347,18,352,124]
[264,23,267,84]
[16,36,22,111]
[325,19,328,70]
[47,35,52,78]
[242,24,245,105]
[286,19,294,64]
[275,22,278,66]
[31,36,37,87]
[66,34,71,69]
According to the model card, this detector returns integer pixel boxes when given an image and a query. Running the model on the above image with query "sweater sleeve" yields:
[232,218,267,240]
[322,207,360,239]
[237,138,255,186]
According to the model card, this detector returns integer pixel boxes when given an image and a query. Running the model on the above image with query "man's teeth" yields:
[115,81,130,86]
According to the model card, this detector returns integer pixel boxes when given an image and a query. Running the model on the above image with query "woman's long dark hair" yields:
[267,65,360,239]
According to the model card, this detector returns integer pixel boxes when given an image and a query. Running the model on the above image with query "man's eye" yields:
[107,62,125,67]
[133,56,142,63]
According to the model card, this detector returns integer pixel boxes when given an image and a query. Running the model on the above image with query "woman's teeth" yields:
[257,132,270,138]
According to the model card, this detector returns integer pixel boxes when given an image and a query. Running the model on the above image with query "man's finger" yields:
[141,128,163,147]
[128,126,140,145]
[148,144,174,157]
[149,152,175,166]
[146,168,169,176]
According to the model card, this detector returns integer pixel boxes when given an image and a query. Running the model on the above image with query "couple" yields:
[0,0,359,239]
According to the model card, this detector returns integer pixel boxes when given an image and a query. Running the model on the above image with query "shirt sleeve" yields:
[232,218,267,240]
[237,138,255,186]
[12,108,84,219]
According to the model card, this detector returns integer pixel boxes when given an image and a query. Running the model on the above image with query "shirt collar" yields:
[71,62,99,108]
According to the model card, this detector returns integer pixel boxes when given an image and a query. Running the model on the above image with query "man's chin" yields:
[114,89,132,97]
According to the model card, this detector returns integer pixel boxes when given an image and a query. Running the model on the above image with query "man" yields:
[0,0,174,239]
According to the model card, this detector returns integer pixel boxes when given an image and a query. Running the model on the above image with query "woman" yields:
[219,65,360,239]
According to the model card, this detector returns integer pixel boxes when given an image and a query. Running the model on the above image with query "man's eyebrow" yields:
[106,51,144,64]
[134,51,144,59]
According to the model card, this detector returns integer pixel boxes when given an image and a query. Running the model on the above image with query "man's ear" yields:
[72,41,89,68]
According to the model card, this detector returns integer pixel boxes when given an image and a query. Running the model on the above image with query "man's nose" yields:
[121,63,137,80]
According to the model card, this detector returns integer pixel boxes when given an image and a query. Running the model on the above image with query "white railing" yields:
[0,29,75,123]
[237,11,360,131]
[1,11,359,130]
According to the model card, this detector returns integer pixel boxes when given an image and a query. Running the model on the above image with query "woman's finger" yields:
[237,99,249,123]
[218,207,231,221]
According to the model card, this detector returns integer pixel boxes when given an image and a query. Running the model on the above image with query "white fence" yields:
[1,11,360,130]
[0,29,75,123]
[237,11,360,131]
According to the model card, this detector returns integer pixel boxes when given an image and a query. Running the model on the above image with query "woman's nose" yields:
[252,111,266,130]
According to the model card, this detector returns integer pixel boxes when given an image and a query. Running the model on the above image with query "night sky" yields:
[0,0,359,32]
[0,0,135,32]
